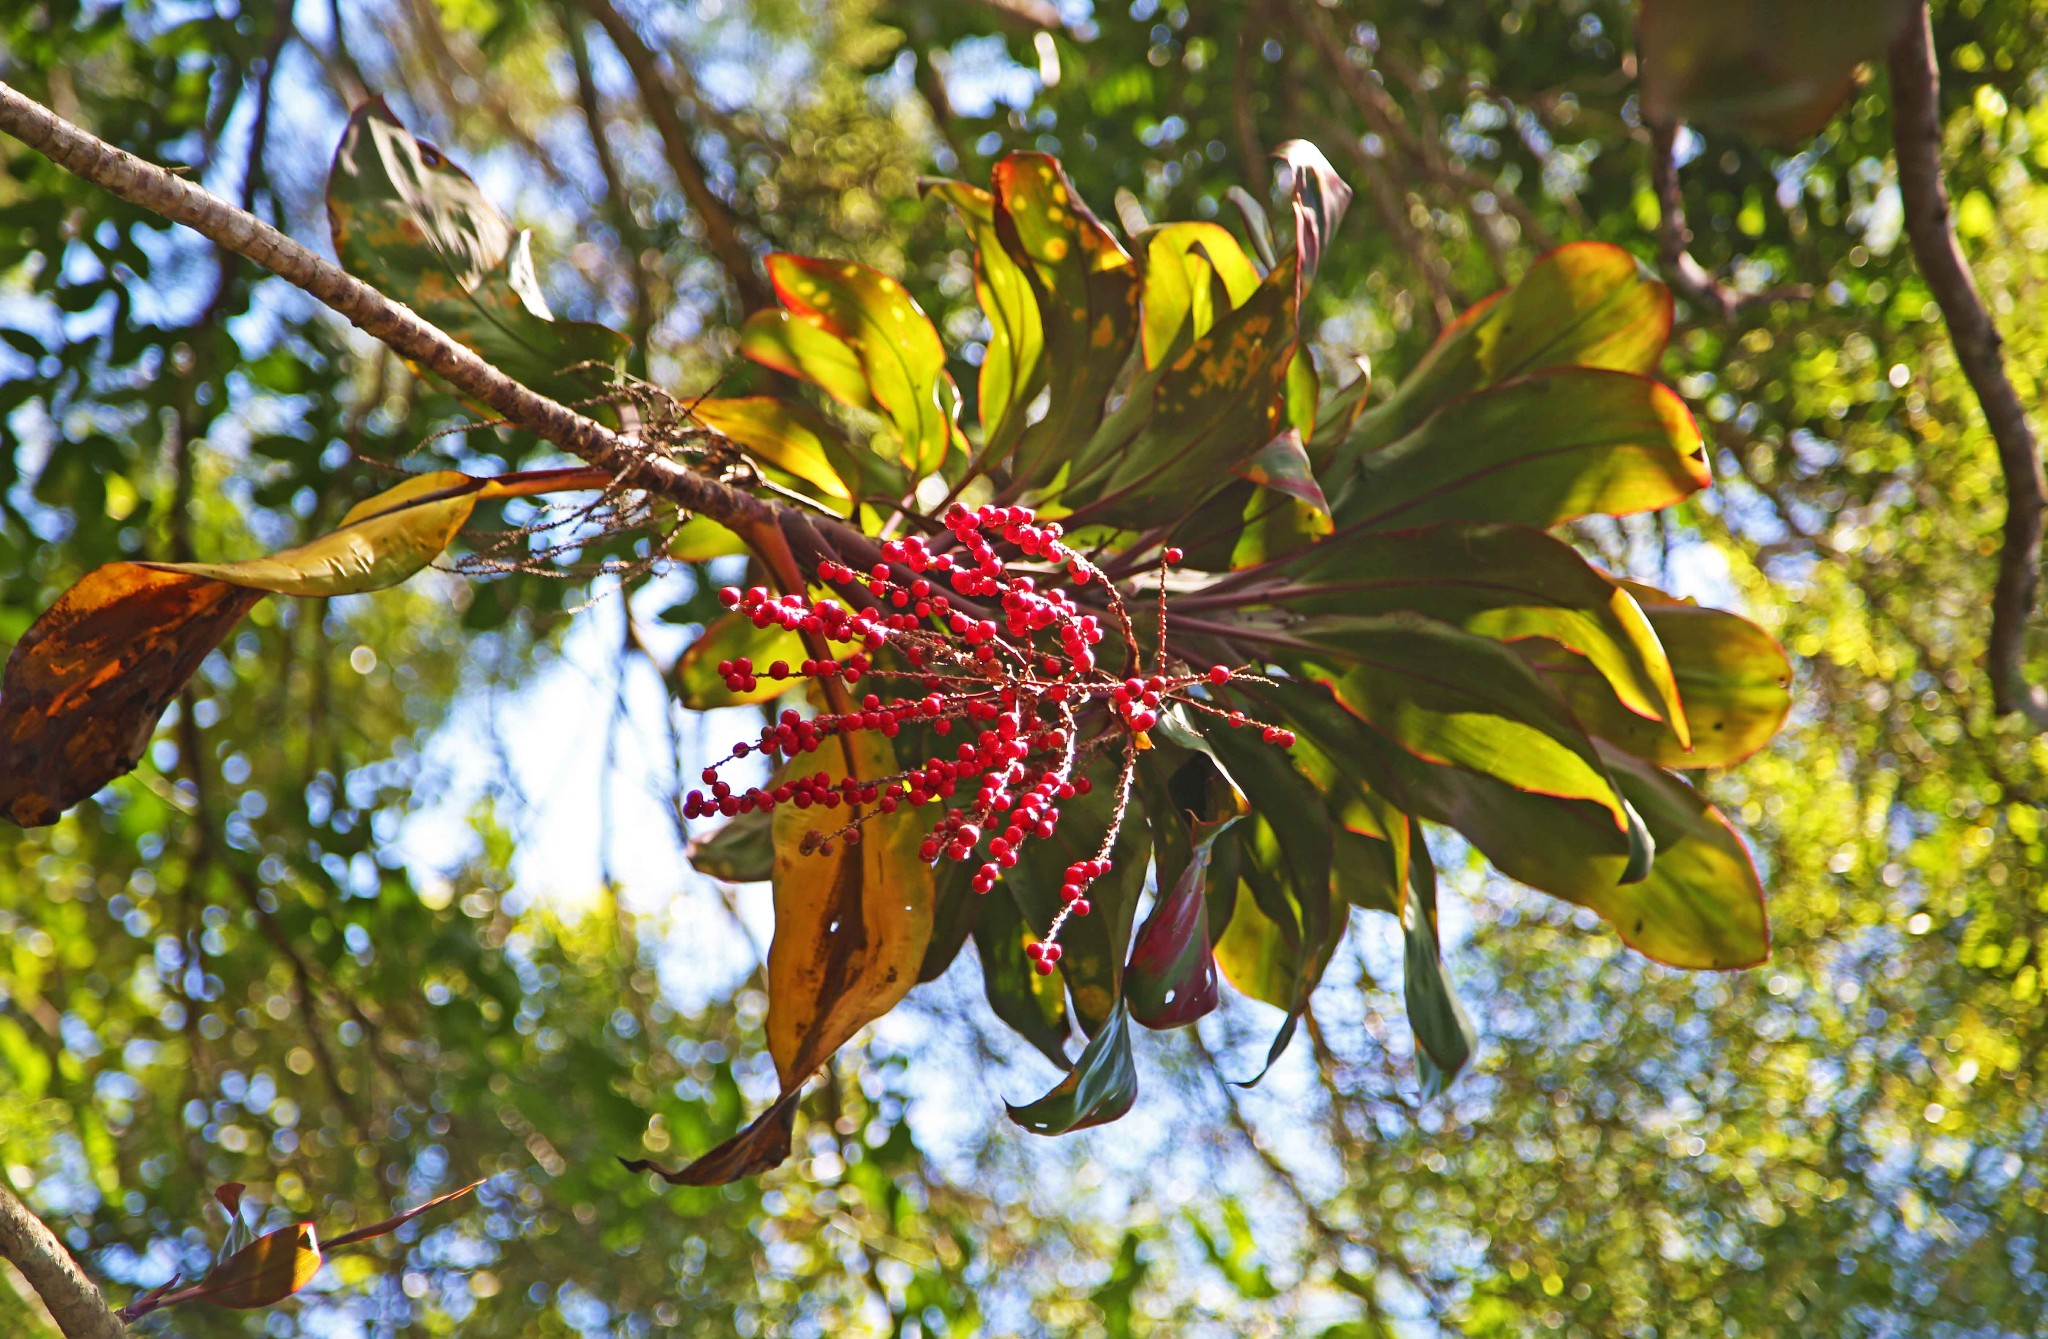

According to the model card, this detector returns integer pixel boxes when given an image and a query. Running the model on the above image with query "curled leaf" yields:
[1007,999,1137,1135]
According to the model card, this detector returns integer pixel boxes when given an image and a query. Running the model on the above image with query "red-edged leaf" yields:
[1339,368,1708,532]
[324,1179,485,1249]
[1125,812,1240,1030]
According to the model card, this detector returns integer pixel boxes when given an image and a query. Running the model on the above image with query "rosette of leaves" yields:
[0,110,1789,1184]
[680,142,1788,1138]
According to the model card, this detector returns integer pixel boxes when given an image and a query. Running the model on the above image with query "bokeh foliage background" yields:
[3,0,2047,1334]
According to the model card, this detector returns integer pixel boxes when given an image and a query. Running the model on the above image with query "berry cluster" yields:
[684,503,1292,974]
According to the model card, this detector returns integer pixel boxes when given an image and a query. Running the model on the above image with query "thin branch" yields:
[1887,1,2048,727]
[0,1181,124,1339]
[1646,120,1811,322]
[0,78,773,535]
[563,5,658,359]
[577,0,775,314]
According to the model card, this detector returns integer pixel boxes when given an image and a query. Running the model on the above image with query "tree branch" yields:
[577,0,775,314]
[1646,120,1811,323]
[1887,2,2048,727]
[0,1181,125,1339]
[0,77,770,534]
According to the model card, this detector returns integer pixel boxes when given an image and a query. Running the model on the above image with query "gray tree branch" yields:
[1887,1,2048,727]
[0,1181,124,1339]
[578,0,776,315]
[1646,119,1812,323]
[0,77,774,537]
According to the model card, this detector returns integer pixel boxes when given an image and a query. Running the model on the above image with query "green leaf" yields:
[687,397,854,512]
[1136,221,1262,369]
[326,102,627,406]
[1290,613,1629,830]
[1275,522,1686,744]
[1400,834,1474,1099]
[973,879,1071,1068]
[687,808,775,883]
[669,515,749,562]
[917,859,981,985]
[1070,258,1299,526]
[1265,677,1753,969]
[992,152,1140,489]
[1333,828,1403,917]
[1340,241,1673,467]
[761,253,963,476]
[740,308,875,409]
[1528,582,1791,768]
[672,612,808,709]
[1006,998,1137,1134]
[1338,369,1709,532]
[1233,428,1331,524]
[921,178,1046,461]
[1599,747,1771,969]
[1639,0,1914,142]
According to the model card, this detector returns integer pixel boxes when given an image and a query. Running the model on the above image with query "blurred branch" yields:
[563,6,658,357]
[1887,0,2048,728]
[578,0,775,314]
[1646,120,1812,323]
[0,1181,124,1339]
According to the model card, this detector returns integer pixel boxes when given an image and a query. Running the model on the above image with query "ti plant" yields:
[0,104,1789,1182]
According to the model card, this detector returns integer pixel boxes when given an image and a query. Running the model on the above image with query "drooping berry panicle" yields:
[682,502,1296,975]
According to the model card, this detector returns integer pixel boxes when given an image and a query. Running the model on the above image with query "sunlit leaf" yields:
[668,515,749,562]
[1528,582,1792,768]
[923,177,1046,460]
[687,397,854,511]
[740,308,875,409]
[0,565,262,826]
[1006,999,1137,1134]
[1137,221,1261,369]
[1275,522,1686,742]
[1292,613,1629,830]
[1339,368,1708,533]
[1341,242,1673,468]
[147,471,482,597]
[1599,748,1771,969]
[762,254,963,476]
[199,1222,323,1310]
[1069,258,1298,526]
[1274,139,1353,300]
[992,152,1140,489]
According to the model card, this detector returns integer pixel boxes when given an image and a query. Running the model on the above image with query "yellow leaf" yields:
[201,1222,323,1309]
[767,730,934,1084]
[143,471,482,596]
